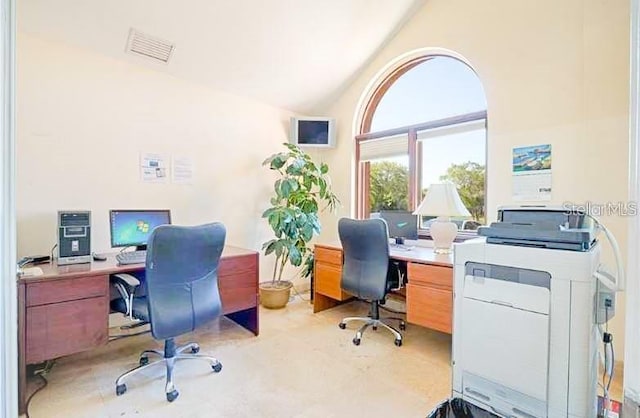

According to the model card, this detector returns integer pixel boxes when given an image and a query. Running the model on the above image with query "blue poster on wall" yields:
[512,144,552,201]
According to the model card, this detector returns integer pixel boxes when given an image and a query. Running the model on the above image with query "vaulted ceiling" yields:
[19,0,425,113]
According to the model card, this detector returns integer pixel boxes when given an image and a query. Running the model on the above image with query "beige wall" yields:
[16,34,293,281]
[317,0,630,355]
[16,1,631,354]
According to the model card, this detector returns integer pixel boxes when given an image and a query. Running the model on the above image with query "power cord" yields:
[589,214,625,292]
[585,214,622,417]
[289,285,310,302]
[602,307,608,397]
[379,304,407,315]
[600,306,615,417]
[380,290,407,315]
[49,243,57,262]
[109,329,151,341]
[25,360,55,418]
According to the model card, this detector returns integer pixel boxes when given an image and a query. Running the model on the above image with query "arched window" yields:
[356,55,487,234]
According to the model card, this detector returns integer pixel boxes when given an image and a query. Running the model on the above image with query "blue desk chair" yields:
[338,218,405,346]
[110,272,147,329]
[114,222,226,402]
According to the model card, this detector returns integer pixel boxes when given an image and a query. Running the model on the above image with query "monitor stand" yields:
[135,245,147,251]
[394,237,405,245]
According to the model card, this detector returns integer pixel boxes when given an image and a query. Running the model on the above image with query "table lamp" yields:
[413,183,471,254]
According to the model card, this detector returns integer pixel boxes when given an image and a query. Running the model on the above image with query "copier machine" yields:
[452,207,623,418]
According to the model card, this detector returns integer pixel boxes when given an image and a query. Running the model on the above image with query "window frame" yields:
[355,54,488,239]
[356,112,487,237]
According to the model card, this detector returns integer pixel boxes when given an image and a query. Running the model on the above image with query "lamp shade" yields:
[413,183,471,217]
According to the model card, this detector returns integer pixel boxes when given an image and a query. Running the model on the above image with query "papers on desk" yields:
[20,267,44,277]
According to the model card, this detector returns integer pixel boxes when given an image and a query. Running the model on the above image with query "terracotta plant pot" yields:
[259,281,293,309]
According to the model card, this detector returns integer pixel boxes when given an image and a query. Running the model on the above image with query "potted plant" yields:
[260,143,339,309]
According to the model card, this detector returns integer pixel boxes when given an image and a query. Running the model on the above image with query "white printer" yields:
[452,207,622,418]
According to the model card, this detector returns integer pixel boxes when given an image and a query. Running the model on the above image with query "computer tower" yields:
[57,211,91,265]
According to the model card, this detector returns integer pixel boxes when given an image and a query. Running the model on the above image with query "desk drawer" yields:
[408,263,452,289]
[315,247,342,267]
[26,295,108,364]
[219,254,258,277]
[407,283,452,334]
[219,271,257,314]
[26,275,108,307]
[315,263,349,301]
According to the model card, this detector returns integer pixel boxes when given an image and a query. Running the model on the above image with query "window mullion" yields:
[361,161,371,219]
[408,129,418,211]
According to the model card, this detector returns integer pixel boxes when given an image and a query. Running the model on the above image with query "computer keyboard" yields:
[116,250,147,265]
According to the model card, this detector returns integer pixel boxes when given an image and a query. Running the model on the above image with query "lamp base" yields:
[433,247,454,255]
[430,216,458,254]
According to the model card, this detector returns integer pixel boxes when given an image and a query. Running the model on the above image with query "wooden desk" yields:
[313,243,453,334]
[17,245,259,414]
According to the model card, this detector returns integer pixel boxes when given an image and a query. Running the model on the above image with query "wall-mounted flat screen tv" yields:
[290,116,336,148]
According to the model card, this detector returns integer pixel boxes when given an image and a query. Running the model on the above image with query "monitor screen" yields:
[109,209,171,249]
[375,210,418,240]
[298,120,329,145]
[290,117,336,148]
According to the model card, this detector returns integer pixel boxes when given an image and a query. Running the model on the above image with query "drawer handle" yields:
[464,387,491,402]
[512,408,538,418]
[490,300,514,308]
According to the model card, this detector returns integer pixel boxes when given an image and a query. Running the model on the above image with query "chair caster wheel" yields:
[139,356,149,366]
[338,323,346,329]
[166,390,179,402]
[212,362,223,373]
[394,339,402,347]
[352,338,361,346]
[116,384,127,396]
[191,346,200,354]
[372,326,378,331]
[400,322,406,331]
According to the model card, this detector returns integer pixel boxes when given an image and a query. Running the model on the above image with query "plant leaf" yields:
[270,155,286,170]
[280,179,292,198]
[301,224,314,241]
[261,207,275,219]
[263,239,276,254]
[274,240,284,258]
[288,245,302,266]
[286,178,299,193]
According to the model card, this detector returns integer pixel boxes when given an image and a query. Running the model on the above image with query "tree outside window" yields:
[439,162,485,224]
[369,160,409,212]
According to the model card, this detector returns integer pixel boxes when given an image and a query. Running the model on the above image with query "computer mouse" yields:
[92,253,107,262]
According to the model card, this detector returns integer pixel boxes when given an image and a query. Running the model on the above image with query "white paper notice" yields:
[512,144,552,201]
[172,157,194,184]
[140,153,168,183]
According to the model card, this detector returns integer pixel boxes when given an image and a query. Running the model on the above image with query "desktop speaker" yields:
[57,210,92,265]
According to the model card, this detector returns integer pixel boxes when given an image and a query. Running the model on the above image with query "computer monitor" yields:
[109,209,171,250]
[374,210,418,244]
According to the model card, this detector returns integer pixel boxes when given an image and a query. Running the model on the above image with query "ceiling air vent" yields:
[126,28,175,64]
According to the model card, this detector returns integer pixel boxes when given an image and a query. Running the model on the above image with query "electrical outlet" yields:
[596,290,616,324]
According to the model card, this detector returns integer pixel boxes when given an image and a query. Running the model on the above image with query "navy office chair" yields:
[114,222,226,402]
[110,272,148,329]
[338,218,405,346]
